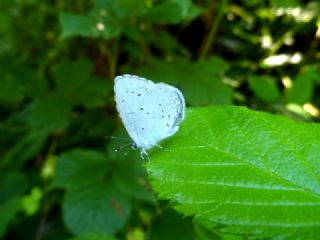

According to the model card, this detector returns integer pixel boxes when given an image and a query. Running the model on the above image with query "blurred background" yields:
[0,0,319,239]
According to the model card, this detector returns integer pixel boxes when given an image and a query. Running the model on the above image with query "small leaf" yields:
[248,75,280,102]
[287,72,314,104]
[147,106,320,239]
[21,187,43,216]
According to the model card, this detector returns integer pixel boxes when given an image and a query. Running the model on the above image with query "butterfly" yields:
[114,74,185,158]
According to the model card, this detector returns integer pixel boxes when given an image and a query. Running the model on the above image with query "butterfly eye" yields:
[132,143,138,150]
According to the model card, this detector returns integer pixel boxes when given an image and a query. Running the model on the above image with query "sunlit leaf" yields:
[21,187,43,216]
[147,106,320,239]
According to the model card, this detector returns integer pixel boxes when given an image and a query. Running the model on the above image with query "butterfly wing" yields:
[114,74,185,150]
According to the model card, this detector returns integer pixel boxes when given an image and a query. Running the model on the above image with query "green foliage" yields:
[52,58,111,108]
[1,0,320,239]
[54,149,131,235]
[147,106,320,239]
[137,57,232,105]
[21,187,43,216]
[26,94,72,133]
[248,75,280,103]
[287,68,320,104]
[0,172,28,237]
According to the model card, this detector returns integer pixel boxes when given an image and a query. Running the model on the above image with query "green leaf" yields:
[248,75,280,102]
[270,0,301,8]
[0,64,47,105]
[301,65,320,84]
[150,208,196,240]
[0,197,21,238]
[147,106,320,239]
[0,172,28,202]
[53,149,131,235]
[26,94,72,133]
[59,0,202,40]
[52,58,110,108]
[59,11,123,40]
[141,0,203,24]
[136,57,232,106]
[63,182,131,235]
[0,171,27,237]
[53,149,109,190]
[69,232,115,240]
[95,0,146,17]
[287,72,314,104]
[113,157,156,203]
[2,131,48,169]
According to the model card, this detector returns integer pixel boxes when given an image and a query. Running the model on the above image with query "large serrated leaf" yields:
[146,106,320,239]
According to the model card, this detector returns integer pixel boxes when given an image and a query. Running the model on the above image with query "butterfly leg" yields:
[140,149,150,161]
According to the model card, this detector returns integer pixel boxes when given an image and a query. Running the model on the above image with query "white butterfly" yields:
[114,74,185,158]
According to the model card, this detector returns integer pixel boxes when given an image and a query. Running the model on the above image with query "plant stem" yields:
[199,0,228,60]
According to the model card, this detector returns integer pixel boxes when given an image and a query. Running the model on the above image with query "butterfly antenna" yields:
[115,142,133,152]
[105,136,130,141]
